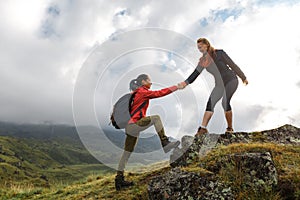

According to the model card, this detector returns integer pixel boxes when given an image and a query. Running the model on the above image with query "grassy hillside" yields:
[0,161,170,200]
[0,135,112,188]
[0,121,170,199]
[0,122,170,163]
[0,141,299,200]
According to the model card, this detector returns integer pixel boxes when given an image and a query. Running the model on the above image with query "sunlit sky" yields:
[1,0,300,135]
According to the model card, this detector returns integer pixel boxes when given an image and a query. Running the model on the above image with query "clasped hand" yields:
[177,81,187,90]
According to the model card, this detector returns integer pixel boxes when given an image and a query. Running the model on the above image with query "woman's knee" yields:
[206,99,215,112]
[222,101,232,111]
[205,106,214,112]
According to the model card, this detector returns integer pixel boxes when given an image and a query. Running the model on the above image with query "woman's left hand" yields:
[243,79,248,85]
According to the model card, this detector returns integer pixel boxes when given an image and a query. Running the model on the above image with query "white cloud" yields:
[0,0,51,33]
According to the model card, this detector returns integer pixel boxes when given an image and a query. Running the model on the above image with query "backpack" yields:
[110,92,146,129]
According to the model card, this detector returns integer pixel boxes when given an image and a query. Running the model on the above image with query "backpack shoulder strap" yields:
[129,91,147,117]
[130,101,147,117]
[128,91,137,111]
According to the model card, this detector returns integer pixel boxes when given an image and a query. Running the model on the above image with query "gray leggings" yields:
[206,78,238,112]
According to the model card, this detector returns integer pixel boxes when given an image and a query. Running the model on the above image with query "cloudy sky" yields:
[1,0,300,137]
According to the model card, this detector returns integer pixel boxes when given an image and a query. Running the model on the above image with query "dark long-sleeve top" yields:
[185,49,246,85]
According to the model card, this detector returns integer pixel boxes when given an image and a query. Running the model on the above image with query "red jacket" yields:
[128,85,178,124]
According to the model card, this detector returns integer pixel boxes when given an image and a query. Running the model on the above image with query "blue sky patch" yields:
[47,5,60,17]
[198,7,243,28]
[255,0,300,7]
[39,5,60,38]
[115,9,129,17]
[212,8,243,22]
[199,18,209,27]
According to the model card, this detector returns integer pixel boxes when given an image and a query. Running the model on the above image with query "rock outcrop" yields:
[171,124,300,167]
[148,124,299,199]
[208,152,278,193]
[148,167,234,200]
[148,152,278,200]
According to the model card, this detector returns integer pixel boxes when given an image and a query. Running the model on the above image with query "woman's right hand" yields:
[243,79,248,85]
[177,83,184,89]
[177,82,187,89]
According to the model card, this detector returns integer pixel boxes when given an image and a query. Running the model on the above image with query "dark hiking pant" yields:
[117,115,168,173]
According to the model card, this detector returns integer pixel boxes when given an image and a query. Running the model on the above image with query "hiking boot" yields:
[115,174,134,191]
[195,127,208,138]
[161,139,180,153]
[225,127,234,134]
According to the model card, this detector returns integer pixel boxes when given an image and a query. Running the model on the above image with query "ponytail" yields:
[129,79,139,91]
[129,74,149,91]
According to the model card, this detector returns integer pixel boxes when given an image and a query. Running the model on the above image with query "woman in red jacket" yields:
[181,38,248,137]
[115,74,182,191]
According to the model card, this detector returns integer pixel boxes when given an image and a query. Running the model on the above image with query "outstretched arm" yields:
[179,63,204,88]
[184,64,204,85]
[141,85,178,99]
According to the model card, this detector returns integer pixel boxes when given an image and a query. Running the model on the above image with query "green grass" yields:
[0,135,113,189]
[21,143,297,200]
[0,161,171,200]
[0,136,299,199]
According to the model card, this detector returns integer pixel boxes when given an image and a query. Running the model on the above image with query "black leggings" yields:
[206,78,238,112]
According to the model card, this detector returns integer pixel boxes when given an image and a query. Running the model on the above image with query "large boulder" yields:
[170,133,220,167]
[149,152,278,199]
[204,152,278,194]
[148,167,234,200]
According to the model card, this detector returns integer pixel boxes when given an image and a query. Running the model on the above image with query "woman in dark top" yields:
[181,38,248,136]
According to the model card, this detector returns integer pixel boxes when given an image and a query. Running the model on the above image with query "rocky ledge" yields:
[171,124,300,167]
[147,124,300,200]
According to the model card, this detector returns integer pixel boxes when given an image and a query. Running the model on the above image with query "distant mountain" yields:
[0,121,81,142]
[0,121,175,154]
[0,121,100,164]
